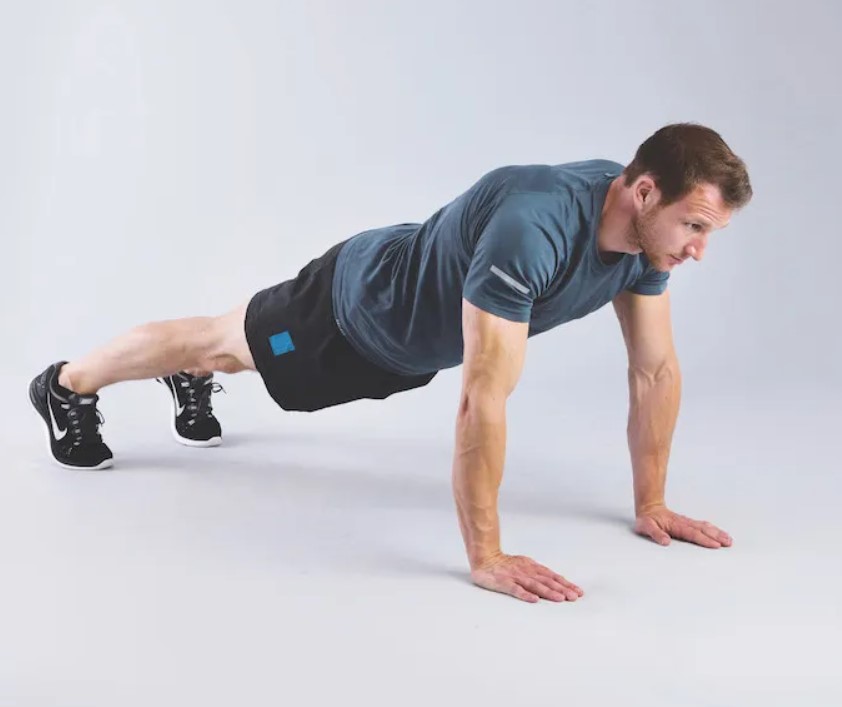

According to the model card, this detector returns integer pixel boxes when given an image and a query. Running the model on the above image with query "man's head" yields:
[621,123,752,272]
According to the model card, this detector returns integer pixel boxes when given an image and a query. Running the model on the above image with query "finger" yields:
[682,517,732,545]
[506,581,540,603]
[653,531,672,546]
[675,522,721,548]
[516,575,567,602]
[477,574,540,603]
[540,577,581,601]
[700,522,733,546]
[524,559,584,596]
[472,571,539,603]
[534,567,585,596]
[638,518,671,546]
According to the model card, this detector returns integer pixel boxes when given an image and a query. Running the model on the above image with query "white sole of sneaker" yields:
[160,378,222,448]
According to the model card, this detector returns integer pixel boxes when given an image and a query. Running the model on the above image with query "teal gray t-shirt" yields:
[332,159,669,376]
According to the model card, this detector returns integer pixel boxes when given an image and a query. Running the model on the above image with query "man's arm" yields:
[612,289,733,548]
[612,289,681,516]
[453,298,583,602]
[454,298,527,566]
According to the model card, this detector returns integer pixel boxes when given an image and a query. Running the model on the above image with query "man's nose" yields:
[687,235,708,261]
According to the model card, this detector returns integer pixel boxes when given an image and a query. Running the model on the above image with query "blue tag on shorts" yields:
[268,331,295,356]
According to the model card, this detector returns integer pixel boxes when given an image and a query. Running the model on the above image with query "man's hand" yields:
[471,553,584,603]
[635,505,733,548]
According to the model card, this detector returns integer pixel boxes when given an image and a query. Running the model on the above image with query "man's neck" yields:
[596,177,640,256]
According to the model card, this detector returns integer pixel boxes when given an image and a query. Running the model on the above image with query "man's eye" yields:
[687,223,702,232]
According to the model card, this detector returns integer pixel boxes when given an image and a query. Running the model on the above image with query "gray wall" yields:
[3,0,839,406]
[2,4,840,704]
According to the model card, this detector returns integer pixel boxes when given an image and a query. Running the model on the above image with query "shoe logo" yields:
[170,379,185,416]
[47,392,68,441]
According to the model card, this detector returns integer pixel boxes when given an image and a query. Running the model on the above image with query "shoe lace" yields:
[64,398,105,447]
[182,376,226,419]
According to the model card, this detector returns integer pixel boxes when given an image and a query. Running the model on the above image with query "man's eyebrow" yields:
[693,216,726,229]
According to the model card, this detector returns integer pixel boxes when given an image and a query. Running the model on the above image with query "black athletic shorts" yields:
[244,239,437,412]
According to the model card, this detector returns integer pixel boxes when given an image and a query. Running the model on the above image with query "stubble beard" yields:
[630,209,668,271]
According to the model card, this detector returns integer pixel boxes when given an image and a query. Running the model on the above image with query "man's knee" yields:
[197,302,256,373]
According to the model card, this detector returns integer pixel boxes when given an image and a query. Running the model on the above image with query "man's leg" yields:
[30,301,256,469]
[57,301,256,394]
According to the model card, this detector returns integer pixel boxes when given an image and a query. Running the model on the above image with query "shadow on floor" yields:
[114,427,632,528]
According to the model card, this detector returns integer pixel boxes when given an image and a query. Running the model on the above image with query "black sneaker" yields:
[29,361,113,470]
[156,372,224,447]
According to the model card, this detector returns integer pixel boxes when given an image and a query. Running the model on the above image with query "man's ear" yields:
[635,175,659,207]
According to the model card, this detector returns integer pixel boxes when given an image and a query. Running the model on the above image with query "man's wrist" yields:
[635,500,667,517]
[469,548,505,571]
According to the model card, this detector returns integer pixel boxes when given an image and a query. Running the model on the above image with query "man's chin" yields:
[647,255,671,272]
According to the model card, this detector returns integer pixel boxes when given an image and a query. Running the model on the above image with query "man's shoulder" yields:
[553,159,626,187]
[479,159,624,195]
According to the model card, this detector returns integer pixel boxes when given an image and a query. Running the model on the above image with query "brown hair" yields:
[623,123,752,209]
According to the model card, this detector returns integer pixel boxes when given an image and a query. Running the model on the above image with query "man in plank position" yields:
[30,122,752,603]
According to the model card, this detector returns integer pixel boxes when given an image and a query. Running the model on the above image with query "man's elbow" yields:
[628,355,681,387]
[457,377,510,420]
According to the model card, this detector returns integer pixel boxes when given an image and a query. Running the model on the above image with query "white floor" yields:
[1,370,839,707]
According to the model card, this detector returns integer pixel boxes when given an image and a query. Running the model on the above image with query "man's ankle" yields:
[58,364,94,395]
[183,368,212,378]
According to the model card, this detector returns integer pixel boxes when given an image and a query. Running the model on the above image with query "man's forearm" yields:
[626,358,681,515]
[452,395,507,568]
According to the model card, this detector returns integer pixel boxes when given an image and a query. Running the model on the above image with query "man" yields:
[29,122,752,603]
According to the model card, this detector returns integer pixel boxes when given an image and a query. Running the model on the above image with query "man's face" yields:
[631,182,733,272]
